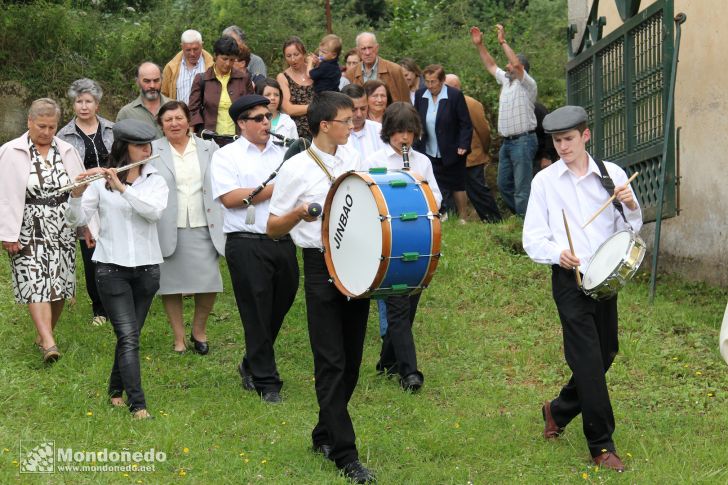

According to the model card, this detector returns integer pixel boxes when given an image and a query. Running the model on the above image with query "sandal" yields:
[91,315,107,326]
[42,345,61,364]
[110,397,126,407]
[132,409,154,420]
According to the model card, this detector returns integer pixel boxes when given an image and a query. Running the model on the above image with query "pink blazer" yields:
[0,133,85,241]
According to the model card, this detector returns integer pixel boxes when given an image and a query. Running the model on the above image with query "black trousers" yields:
[302,249,370,468]
[80,239,107,317]
[377,293,422,379]
[226,235,299,394]
[465,164,502,223]
[96,263,159,412]
[549,265,619,457]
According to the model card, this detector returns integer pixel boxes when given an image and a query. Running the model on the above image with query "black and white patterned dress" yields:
[10,142,76,303]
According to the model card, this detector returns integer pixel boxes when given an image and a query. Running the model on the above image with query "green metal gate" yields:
[566,0,676,222]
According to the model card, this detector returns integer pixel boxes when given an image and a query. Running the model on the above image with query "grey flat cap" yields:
[229,94,270,122]
[113,119,157,144]
[542,105,588,134]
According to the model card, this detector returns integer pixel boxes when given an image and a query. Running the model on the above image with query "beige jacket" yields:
[0,134,85,241]
[346,57,412,104]
[464,95,492,167]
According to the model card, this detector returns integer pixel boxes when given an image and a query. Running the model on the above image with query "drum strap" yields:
[306,148,335,184]
[594,159,629,225]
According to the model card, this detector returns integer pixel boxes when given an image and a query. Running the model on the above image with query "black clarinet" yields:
[200,129,238,147]
[402,143,410,170]
[268,131,297,147]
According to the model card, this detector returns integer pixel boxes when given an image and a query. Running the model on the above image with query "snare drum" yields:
[582,230,646,300]
[322,169,441,298]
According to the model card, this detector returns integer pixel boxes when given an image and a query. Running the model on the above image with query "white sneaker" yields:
[91,315,107,326]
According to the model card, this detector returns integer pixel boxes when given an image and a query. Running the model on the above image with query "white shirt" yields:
[495,68,537,137]
[210,136,284,234]
[523,155,642,269]
[345,120,386,159]
[171,136,206,228]
[269,141,362,248]
[270,112,299,142]
[66,164,169,267]
[363,145,443,209]
[422,88,449,157]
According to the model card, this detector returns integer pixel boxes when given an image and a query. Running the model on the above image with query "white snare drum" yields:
[582,230,646,300]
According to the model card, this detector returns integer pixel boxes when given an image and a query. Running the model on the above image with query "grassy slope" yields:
[0,219,726,484]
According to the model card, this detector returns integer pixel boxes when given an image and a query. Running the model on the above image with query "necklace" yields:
[77,122,102,167]
[291,68,308,83]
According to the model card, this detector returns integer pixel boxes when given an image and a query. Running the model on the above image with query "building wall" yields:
[587,0,728,286]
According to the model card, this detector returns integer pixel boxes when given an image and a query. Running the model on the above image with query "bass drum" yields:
[322,169,441,298]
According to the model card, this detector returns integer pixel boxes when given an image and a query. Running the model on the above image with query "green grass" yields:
[1,219,727,484]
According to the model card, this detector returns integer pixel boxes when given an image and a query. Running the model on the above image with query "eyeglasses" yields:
[242,112,273,123]
[328,118,354,126]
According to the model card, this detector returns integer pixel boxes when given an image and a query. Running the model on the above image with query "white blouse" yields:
[66,164,169,267]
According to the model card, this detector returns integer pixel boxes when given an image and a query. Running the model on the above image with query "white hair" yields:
[180,29,202,44]
[68,78,103,103]
[355,32,377,46]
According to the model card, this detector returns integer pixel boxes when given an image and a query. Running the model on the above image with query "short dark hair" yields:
[345,48,359,61]
[363,79,392,106]
[282,36,306,56]
[398,57,421,77]
[341,83,366,100]
[307,92,354,137]
[213,36,240,57]
[157,100,191,126]
[422,64,445,81]
[236,42,251,65]
[517,53,530,73]
[255,77,283,99]
[380,102,422,144]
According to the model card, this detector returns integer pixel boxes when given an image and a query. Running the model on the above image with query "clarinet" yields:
[402,143,410,171]
[268,131,296,147]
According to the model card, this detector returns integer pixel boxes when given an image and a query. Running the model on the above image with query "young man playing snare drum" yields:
[267,91,375,484]
[522,105,642,472]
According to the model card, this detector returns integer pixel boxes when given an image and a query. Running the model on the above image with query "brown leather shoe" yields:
[593,451,625,472]
[542,401,564,439]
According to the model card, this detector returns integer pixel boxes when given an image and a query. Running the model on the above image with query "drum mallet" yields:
[307,203,322,218]
[562,209,582,288]
[581,171,639,229]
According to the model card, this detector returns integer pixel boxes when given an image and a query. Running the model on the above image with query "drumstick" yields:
[581,171,639,229]
[562,209,582,288]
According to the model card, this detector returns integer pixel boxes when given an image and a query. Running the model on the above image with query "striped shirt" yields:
[176,57,207,105]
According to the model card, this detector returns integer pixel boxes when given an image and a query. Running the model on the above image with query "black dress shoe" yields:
[189,333,209,355]
[340,460,376,483]
[261,391,282,404]
[312,443,334,461]
[400,372,424,392]
[237,363,255,391]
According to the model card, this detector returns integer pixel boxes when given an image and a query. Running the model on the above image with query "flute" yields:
[57,155,161,194]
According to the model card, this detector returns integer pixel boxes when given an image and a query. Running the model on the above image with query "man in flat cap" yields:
[522,105,642,472]
[470,23,537,216]
[210,94,298,404]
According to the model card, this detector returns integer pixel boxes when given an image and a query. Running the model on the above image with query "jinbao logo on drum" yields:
[332,193,354,250]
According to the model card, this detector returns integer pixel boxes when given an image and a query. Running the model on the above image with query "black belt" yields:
[25,193,69,207]
[227,231,291,242]
[503,129,536,140]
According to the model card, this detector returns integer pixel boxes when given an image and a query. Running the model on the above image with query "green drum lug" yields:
[389,179,407,187]
[401,252,420,262]
[391,284,409,293]
[400,211,418,221]
[368,167,387,174]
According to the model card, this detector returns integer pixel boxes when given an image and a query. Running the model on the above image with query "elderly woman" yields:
[151,101,224,354]
[414,64,473,223]
[66,119,168,419]
[0,98,84,363]
[188,36,254,140]
[363,79,391,123]
[57,78,114,326]
[276,36,314,139]
[255,78,299,143]
[398,58,425,104]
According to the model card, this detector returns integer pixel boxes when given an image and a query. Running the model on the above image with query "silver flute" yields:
[57,154,160,194]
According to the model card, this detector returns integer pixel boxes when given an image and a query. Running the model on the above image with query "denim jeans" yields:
[497,132,538,216]
[95,263,160,412]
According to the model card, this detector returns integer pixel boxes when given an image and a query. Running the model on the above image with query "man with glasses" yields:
[267,92,375,483]
[210,94,298,404]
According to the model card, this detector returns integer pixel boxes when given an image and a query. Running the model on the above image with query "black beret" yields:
[542,105,589,134]
[112,119,157,144]
[229,94,270,122]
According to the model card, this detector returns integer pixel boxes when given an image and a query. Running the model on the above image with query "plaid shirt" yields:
[495,68,537,137]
